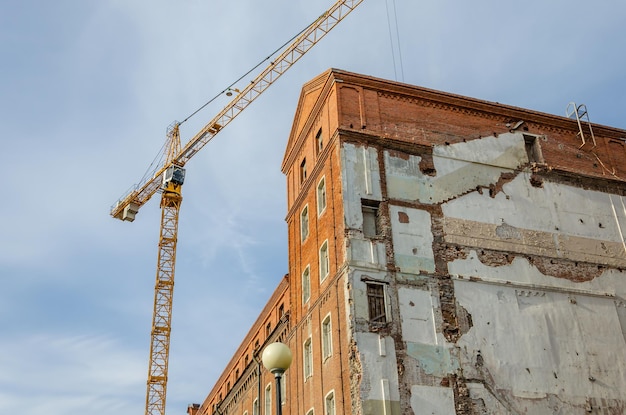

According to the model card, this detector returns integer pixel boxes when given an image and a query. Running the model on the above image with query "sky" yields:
[1,0,625,414]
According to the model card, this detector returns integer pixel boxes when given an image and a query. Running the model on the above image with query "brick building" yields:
[191,69,626,415]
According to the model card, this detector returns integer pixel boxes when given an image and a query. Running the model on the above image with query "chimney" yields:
[187,403,200,415]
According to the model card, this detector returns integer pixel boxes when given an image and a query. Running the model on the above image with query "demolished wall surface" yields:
[336,70,626,414]
[195,70,626,415]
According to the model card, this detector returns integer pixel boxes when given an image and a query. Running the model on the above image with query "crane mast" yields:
[145,125,184,415]
[110,1,364,415]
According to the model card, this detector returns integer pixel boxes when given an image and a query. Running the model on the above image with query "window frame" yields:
[319,240,329,282]
[301,204,309,242]
[302,265,311,304]
[300,158,307,184]
[317,176,327,216]
[362,200,381,238]
[316,128,323,154]
[264,383,272,415]
[325,390,336,415]
[322,313,332,360]
[280,373,286,405]
[366,283,387,323]
[303,337,313,380]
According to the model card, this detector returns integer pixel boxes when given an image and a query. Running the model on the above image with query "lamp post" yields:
[262,342,292,415]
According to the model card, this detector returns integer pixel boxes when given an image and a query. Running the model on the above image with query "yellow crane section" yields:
[111,0,364,222]
[109,2,364,415]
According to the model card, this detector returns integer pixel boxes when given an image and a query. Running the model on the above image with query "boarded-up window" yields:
[367,283,386,322]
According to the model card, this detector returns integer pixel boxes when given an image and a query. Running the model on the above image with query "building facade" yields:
[191,69,626,415]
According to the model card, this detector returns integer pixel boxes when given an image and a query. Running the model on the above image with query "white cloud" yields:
[0,332,144,414]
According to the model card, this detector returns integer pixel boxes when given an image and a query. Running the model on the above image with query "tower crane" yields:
[109,1,364,414]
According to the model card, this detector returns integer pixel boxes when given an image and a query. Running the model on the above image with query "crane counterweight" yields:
[122,202,140,222]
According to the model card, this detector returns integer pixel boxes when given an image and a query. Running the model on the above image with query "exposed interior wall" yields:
[343,128,626,414]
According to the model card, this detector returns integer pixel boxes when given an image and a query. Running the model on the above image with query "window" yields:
[316,128,323,154]
[244,412,248,415]
[322,314,332,360]
[317,177,327,216]
[362,200,380,238]
[253,398,259,415]
[306,409,315,415]
[302,266,311,304]
[265,383,272,415]
[280,373,286,405]
[300,158,307,183]
[325,391,335,415]
[319,240,329,282]
[266,322,272,337]
[367,283,387,323]
[524,134,544,164]
[279,303,285,318]
[304,338,313,379]
[301,205,309,242]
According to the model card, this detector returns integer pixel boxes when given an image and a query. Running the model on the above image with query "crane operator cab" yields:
[162,165,185,195]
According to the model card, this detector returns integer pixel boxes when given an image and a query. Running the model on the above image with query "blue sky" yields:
[1,1,625,414]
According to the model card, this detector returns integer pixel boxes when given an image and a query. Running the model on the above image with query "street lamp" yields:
[262,342,292,415]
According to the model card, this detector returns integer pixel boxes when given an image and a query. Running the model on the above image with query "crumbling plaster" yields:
[385,132,528,204]
[342,128,626,414]
[443,172,626,268]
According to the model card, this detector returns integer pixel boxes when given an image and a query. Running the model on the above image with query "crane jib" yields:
[110,1,365,415]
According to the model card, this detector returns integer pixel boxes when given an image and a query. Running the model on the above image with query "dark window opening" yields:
[524,134,544,164]
[300,158,307,183]
[362,200,381,238]
[316,128,323,154]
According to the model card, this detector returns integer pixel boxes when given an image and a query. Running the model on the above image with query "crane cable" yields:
[385,0,404,82]
[135,13,324,190]
[179,17,316,126]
